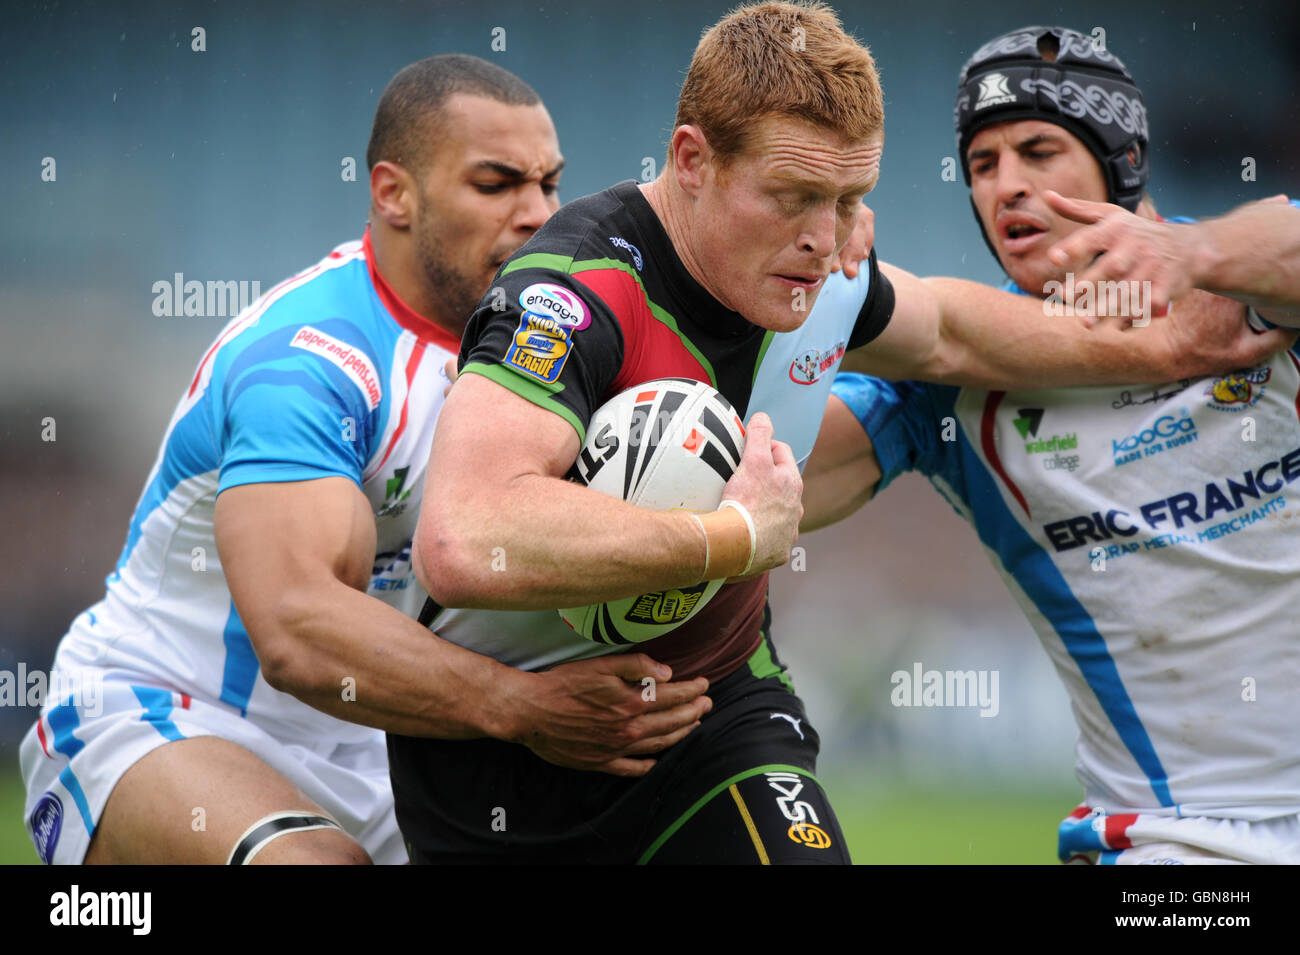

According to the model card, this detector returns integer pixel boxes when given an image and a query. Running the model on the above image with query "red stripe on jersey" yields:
[185,250,361,398]
[981,391,1030,517]
[570,268,711,392]
[1068,805,1091,820]
[1104,813,1138,850]
[1288,351,1300,424]
[187,273,312,397]
[363,229,462,353]
[636,390,658,403]
[372,340,427,476]
[180,693,192,710]
[36,717,51,758]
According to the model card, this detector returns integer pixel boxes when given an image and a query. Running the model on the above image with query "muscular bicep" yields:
[214,476,377,638]
[414,370,581,594]
[432,369,581,487]
[801,395,882,533]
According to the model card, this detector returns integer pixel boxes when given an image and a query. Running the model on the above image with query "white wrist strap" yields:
[718,500,757,576]
[688,512,710,580]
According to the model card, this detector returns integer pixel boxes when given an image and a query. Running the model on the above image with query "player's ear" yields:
[670,125,710,198]
[370,160,417,229]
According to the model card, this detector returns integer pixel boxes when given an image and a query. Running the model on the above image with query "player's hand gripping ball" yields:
[559,378,747,644]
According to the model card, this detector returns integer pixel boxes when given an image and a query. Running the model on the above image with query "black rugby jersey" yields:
[426,179,894,682]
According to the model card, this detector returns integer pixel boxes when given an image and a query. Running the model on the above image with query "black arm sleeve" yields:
[846,249,896,351]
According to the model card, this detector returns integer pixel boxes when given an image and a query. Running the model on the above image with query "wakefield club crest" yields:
[1205,367,1271,412]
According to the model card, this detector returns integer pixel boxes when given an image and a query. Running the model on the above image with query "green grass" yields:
[825,776,1077,864]
[0,768,1075,865]
[1,771,38,865]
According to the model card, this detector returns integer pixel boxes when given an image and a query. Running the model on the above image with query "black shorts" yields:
[387,635,850,864]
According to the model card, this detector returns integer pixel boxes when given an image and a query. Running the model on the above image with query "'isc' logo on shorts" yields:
[765,771,832,850]
[787,821,832,848]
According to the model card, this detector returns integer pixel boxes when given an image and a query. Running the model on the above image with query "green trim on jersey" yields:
[747,634,794,692]
[636,763,820,864]
[503,253,718,388]
[752,330,776,387]
[461,361,587,444]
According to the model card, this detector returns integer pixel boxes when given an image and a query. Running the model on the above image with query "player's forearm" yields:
[846,267,1179,388]
[1192,202,1300,324]
[799,395,881,532]
[417,475,712,609]
[916,277,1187,388]
[255,582,529,740]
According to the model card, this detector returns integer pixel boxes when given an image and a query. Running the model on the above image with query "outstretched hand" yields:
[1044,190,1294,325]
[1156,288,1295,379]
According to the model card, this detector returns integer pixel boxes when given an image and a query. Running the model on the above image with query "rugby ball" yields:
[559,378,747,644]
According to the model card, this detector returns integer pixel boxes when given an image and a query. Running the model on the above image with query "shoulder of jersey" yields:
[203,239,402,393]
[504,184,634,273]
[243,239,380,335]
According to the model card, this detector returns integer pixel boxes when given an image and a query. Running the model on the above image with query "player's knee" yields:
[244,825,373,865]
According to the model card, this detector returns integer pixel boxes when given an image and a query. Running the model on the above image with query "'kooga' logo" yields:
[50,885,151,935]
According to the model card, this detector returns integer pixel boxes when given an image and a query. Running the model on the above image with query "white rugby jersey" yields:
[39,231,455,745]
[835,278,1300,819]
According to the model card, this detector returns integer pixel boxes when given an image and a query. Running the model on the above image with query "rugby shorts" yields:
[20,641,406,865]
[388,633,850,865]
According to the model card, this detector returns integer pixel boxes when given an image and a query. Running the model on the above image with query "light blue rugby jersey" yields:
[833,205,1300,822]
[47,232,459,744]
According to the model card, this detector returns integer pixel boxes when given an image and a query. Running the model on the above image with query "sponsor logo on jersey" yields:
[376,465,415,519]
[371,544,414,592]
[788,341,847,385]
[1012,407,1079,455]
[1042,444,1300,551]
[290,326,383,410]
[518,283,590,330]
[1012,407,1044,439]
[763,772,832,849]
[624,584,709,624]
[505,314,571,383]
[975,71,1016,110]
[1024,433,1077,454]
[30,793,63,865]
[608,236,643,271]
[1204,367,1270,412]
[1111,413,1199,466]
[1043,452,1080,472]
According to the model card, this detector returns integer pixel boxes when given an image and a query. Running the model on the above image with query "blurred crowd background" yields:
[3,0,1297,861]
